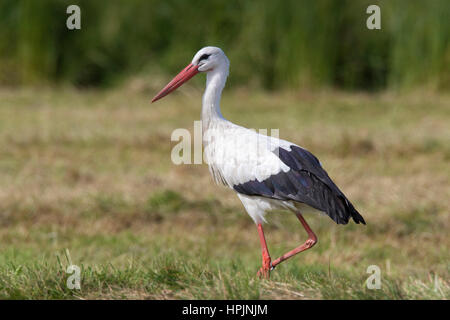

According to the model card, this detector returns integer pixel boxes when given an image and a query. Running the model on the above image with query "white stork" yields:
[152,46,365,278]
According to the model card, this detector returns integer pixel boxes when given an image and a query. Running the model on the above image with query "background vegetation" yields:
[0,1,448,299]
[0,0,448,90]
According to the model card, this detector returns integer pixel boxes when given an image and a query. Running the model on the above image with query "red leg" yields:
[256,223,272,279]
[271,212,317,269]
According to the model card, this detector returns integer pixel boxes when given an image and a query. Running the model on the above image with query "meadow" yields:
[0,81,448,299]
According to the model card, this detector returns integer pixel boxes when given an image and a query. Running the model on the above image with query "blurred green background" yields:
[0,0,448,90]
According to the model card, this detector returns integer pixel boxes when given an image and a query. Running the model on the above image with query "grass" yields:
[0,83,449,299]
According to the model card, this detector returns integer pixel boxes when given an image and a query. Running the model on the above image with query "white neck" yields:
[201,65,228,130]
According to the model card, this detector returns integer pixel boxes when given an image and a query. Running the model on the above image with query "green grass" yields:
[0,85,449,299]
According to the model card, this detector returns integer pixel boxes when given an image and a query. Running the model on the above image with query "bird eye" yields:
[198,54,210,62]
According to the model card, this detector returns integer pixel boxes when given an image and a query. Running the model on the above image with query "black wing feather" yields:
[233,145,366,225]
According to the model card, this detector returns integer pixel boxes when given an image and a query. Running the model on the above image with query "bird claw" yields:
[257,267,270,279]
[257,261,273,279]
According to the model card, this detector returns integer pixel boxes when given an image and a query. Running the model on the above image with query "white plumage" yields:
[203,122,295,223]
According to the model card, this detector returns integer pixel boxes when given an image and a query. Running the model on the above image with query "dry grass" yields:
[0,85,448,299]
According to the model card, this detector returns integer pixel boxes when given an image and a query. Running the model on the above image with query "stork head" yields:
[191,46,229,73]
[152,46,229,103]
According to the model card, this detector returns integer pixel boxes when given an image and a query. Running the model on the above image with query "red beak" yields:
[151,63,199,103]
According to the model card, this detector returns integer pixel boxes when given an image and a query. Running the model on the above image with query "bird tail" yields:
[328,195,366,225]
[346,199,366,225]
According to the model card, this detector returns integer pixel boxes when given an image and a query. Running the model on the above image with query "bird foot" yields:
[257,267,270,279]
[257,260,273,279]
